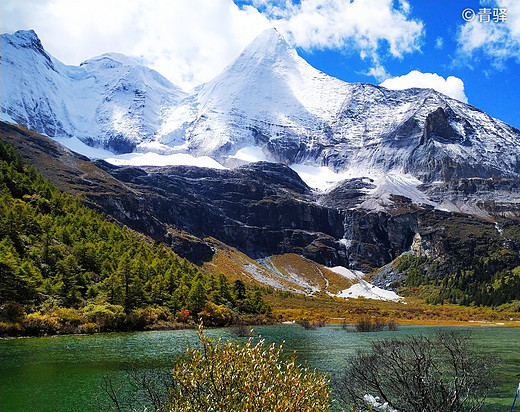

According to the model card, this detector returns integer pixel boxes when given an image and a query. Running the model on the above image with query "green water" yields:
[1,325,519,411]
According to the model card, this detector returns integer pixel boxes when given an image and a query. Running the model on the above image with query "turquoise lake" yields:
[1,325,519,411]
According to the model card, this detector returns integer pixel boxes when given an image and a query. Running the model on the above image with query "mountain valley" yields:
[1,28,520,309]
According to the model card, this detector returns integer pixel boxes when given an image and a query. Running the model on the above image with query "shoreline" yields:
[2,317,519,340]
[328,318,520,328]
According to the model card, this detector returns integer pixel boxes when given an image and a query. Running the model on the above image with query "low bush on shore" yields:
[342,317,399,332]
[0,300,273,337]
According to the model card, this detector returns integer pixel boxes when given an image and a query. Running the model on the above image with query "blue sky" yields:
[1,0,519,128]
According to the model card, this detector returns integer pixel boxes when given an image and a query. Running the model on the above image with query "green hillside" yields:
[0,140,270,336]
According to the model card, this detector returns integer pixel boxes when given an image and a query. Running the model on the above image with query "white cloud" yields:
[366,65,391,82]
[0,0,425,88]
[456,0,520,68]
[260,0,424,82]
[435,37,444,49]
[380,70,468,102]
[265,0,424,59]
[0,0,271,90]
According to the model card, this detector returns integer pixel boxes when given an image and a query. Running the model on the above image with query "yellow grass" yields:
[266,292,520,326]
[202,244,354,293]
[200,242,520,327]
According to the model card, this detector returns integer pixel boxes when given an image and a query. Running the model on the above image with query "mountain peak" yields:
[2,29,54,70]
[12,29,39,42]
[254,27,286,45]
[4,29,45,52]
[80,52,143,69]
[240,27,293,63]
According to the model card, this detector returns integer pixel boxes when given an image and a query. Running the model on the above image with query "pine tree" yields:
[187,280,207,315]
[218,272,233,304]
[233,279,246,301]
[0,238,22,303]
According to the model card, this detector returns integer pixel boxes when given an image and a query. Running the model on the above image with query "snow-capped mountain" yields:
[162,28,520,182]
[1,30,185,153]
[158,28,349,157]
[2,28,520,183]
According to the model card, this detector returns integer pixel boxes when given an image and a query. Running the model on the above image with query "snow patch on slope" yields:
[289,164,383,191]
[291,164,440,210]
[231,146,269,163]
[329,266,403,302]
[359,173,438,210]
[52,131,228,169]
[256,257,320,294]
[242,263,287,290]
[1,113,15,123]
[290,165,352,191]
[337,280,403,301]
[104,152,227,169]
[436,200,492,218]
[327,266,363,280]
[53,136,115,159]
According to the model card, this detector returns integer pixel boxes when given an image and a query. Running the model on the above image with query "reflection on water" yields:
[1,325,519,411]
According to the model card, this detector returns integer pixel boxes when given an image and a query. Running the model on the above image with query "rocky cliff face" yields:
[1,122,422,271]
[93,160,418,270]
[419,178,520,218]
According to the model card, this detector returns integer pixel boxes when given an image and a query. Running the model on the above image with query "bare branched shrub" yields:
[387,320,399,331]
[232,320,255,337]
[345,318,399,332]
[354,318,386,332]
[335,332,496,412]
[297,318,326,330]
[298,319,317,330]
[94,368,174,412]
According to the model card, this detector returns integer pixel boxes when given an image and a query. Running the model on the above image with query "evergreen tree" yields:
[233,279,246,301]
[0,139,273,334]
[0,238,23,303]
[218,272,233,304]
[187,280,207,315]
[56,255,81,307]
